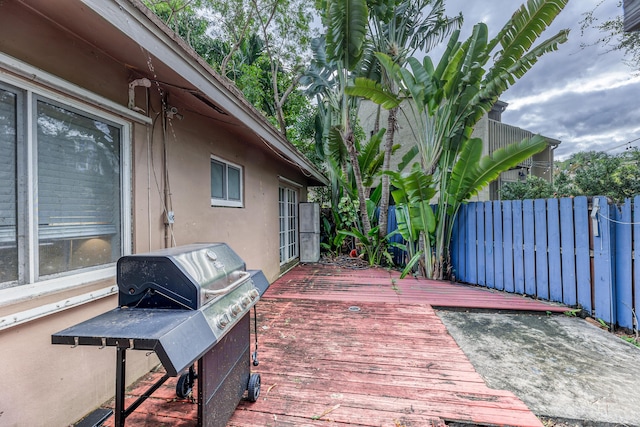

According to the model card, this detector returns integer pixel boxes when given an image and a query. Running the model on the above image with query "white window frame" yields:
[210,155,244,208]
[279,185,298,265]
[0,55,133,303]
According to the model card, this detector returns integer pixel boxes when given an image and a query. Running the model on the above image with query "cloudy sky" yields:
[430,0,640,160]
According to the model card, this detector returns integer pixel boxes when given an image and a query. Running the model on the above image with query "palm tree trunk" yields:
[344,129,372,236]
[378,105,398,239]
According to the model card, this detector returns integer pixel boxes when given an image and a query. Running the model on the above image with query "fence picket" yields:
[574,196,592,313]
[592,196,615,325]
[535,199,550,300]
[513,200,525,294]
[485,202,495,288]
[467,203,478,285]
[635,196,640,328]
[477,203,486,286]
[493,200,504,291]
[523,200,536,296]
[559,197,577,306]
[615,200,633,329]
[547,198,562,303]
[454,204,467,282]
[502,201,515,293]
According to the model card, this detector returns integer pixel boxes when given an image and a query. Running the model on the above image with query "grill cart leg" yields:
[115,347,126,427]
[113,346,171,426]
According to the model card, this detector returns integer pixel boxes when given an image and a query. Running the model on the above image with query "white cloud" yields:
[508,72,640,111]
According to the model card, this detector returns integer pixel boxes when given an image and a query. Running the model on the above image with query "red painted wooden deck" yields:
[101,263,566,427]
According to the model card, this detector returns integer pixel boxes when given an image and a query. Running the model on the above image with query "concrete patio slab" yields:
[437,311,640,426]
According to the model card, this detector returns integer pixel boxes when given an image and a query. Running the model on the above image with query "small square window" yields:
[211,156,243,207]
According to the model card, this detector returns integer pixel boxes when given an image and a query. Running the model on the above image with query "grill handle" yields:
[203,271,251,299]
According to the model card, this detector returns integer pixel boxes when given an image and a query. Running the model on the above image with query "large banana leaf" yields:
[346,77,401,109]
[359,128,395,187]
[359,128,387,182]
[489,0,569,72]
[387,164,436,234]
[325,0,368,70]
[481,0,569,107]
[327,126,348,164]
[446,135,547,205]
[397,144,419,172]
[475,29,569,115]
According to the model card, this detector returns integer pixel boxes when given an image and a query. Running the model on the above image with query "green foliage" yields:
[323,0,369,71]
[319,196,359,256]
[320,217,346,256]
[447,136,548,206]
[385,164,436,275]
[500,148,640,203]
[563,308,581,317]
[337,195,360,230]
[500,176,555,200]
[145,0,316,142]
[338,226,393,266]
[555,149,640,203]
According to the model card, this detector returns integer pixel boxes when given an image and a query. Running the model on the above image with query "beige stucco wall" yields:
[0,2,311,426]
[131,109,309,281]
[0,295,159,426]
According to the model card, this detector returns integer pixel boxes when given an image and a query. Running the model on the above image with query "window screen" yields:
[211,159,225,199]
[36,100,121,276]
[279,186,298,264]
[0,88,17,283]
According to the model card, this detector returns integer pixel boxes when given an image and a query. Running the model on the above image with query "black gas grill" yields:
[52,243,269,427]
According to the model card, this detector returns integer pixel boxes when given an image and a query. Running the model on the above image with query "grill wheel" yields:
[176,366,197,399]
[247,373,261,402]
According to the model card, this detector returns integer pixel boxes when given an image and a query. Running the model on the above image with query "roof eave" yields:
[81,0,328,186]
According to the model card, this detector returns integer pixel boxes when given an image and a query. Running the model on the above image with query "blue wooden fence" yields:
[450,196,640,330]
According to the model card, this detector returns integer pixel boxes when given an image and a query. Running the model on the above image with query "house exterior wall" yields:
[0,2,319,426]
[624,0,640,32]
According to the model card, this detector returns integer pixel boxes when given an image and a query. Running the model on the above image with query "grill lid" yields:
[118,243,246,309]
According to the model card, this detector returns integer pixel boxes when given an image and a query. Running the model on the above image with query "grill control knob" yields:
[216,313,230,329]
[249,289,259,300]
[241,296,251,307]
[206,250,218,261]
[229,304,242,317]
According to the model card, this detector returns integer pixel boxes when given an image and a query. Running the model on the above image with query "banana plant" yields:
[385,164,436,274]
[347,0,570,279]
[364,0,463,241]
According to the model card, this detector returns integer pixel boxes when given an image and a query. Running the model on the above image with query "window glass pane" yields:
[37,100,121,276]
[210,159,225,199]
[228,166,241,201]
[0,88,17,283]
[278,186,298,264]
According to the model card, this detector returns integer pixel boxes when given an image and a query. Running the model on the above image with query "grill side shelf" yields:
[51,308,218,376]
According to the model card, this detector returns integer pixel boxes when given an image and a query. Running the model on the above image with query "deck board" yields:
[269,264,567,312]
[100,263,561,426]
